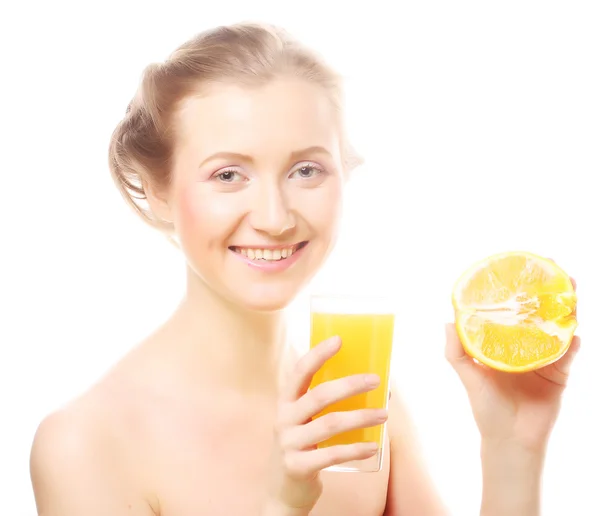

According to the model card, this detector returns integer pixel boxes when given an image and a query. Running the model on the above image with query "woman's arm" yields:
[445,322,580,516]
[479,440,545,516]
[384,386,449,516]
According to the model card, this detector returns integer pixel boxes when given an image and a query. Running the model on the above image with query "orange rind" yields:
[452,252,577,373]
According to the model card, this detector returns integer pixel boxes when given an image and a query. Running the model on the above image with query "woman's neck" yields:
[163,268,288,391]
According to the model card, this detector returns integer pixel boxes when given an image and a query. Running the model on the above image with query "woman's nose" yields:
[248,183,296,237]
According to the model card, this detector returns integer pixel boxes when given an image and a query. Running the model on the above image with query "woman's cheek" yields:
[175,185,206,236]
[175,184,244,243]
[301,186,342,248]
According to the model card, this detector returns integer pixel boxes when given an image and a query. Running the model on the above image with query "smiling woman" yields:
[30,23,415,516]
[27,20,580,516]
[158,79,346,313]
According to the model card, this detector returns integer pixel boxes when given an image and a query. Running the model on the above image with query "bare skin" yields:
[30,297,445,516]
[30,76,580,515]
[30,78,447,516]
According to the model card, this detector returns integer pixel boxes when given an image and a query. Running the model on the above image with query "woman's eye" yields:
[292,165,323,179]
[216,170,243,183]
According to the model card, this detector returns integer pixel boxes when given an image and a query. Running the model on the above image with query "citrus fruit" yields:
[452,251,577,373]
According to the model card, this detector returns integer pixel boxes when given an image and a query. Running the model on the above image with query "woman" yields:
[30,22,579,515]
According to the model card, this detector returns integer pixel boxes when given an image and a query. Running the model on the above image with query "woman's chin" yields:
[231,284,304,313]
[240,293,296,313]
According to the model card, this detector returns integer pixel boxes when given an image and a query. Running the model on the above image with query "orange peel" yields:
[452,252,577,373]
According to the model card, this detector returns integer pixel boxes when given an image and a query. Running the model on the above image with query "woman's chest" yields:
[154,448,390,516]
[144,399,390,516]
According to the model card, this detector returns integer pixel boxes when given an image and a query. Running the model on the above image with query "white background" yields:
[1,1,599,514]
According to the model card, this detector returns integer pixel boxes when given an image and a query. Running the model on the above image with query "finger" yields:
[293,373,380,424]
[445,324,492,371]
[444,323,469,363]
[284,442,379,477]
[553,335,581,378]
[284,408,388,450]
[445,323,486,390]
[282,336,341,402]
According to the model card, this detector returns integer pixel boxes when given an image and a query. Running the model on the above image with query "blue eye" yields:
[291,165,323,179]
[215,169,244,183]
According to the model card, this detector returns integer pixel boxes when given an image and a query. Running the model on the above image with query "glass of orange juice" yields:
[309,294,395,473]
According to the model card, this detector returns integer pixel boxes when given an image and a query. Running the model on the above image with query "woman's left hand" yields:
[445,276,580,452]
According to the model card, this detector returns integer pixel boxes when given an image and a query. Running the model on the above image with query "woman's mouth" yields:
[229,241,308,262]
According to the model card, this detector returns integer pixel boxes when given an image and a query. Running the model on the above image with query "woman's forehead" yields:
[174,80,342,160]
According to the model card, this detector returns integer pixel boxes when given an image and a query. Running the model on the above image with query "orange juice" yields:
[309,311,395,448]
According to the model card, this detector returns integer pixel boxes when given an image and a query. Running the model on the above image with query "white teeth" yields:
[234,245,300,261]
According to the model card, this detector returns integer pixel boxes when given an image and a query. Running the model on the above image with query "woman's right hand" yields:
[265,336,388,515]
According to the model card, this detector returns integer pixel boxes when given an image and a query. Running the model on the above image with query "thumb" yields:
[445,323,486,391]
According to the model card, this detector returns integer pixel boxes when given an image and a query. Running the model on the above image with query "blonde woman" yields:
[30,23,579,516]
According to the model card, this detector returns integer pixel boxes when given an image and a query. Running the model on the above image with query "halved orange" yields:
[452,252,577,373]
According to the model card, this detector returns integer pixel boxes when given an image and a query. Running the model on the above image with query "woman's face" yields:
[164,79,345,312]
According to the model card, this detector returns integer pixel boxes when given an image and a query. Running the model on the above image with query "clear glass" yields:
[309,294,396,473]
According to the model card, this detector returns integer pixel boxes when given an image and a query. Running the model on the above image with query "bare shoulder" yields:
[30,356,158,515]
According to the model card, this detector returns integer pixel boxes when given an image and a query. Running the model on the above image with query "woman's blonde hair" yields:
[108,22,361,232]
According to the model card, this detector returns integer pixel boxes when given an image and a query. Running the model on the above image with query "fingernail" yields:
[365,442,379,454]
[374,409,388,421]
[329,336,342,350]
[365,374,380,387]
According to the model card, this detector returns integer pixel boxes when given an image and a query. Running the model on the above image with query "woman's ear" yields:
[143,178,173,224]
[342,140,364,181]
